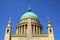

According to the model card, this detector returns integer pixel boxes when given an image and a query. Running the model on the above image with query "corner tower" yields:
[4,18,12,40]
[47,17,54,40]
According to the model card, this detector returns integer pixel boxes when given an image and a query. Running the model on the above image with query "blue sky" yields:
[0,0,60,40]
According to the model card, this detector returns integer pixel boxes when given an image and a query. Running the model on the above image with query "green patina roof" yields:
[21,11,38,20]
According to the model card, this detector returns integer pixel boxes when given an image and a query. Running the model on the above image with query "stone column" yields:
[38,26,39,34]
[36,25,38,34]
[33,25,35,34]
[19,27,20,34]
[18,27,19,34]
[20,26,21,34]
[39,26,40,34]
[16,27,19,34]
[24,25,25,34]
[21,26,23,34]
[22,26,24,34]
[25,25,27,33]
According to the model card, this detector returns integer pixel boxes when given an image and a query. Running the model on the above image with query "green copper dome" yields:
[21,10,38,20]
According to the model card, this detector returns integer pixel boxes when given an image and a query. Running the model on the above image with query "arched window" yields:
[50,29,52,33]
[7,29,9,33]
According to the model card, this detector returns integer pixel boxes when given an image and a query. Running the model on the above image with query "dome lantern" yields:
[28,5,31,12]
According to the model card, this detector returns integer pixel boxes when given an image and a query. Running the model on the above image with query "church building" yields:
[4,7,54,40]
